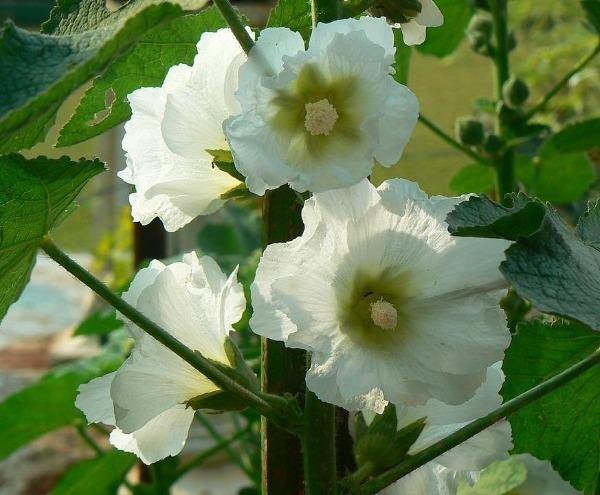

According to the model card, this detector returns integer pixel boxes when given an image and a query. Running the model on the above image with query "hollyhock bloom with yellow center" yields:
[76,253,246,463]
[375,364,512,494]
[251,179,511,412]
[392,0,444,46]
[119,28,250,232]
[225,16,419,194]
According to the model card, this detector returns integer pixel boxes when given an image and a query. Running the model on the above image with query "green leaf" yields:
[392,29,412,85]
[545,118,600,153]
[0,153,104,323]
[0,338,125,460]
[446,193,546,240]
[581,0,600,32]
[516,143,596,204]
[74,306,122,336]
[501,208,600,331]
[502,319,600,494]
[449,164,495,195]
[57,6,226,147]
[457,457,527,495]
[51,449,136,495]
[354,405,425,473]
[0,0,207,153]
[267,0,311,40]
[576,200,600,250]
[416,0,473,58]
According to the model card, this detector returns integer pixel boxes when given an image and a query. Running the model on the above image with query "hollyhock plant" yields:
[225,16,419,194]
[251,179,511,412]
[119,28,250,232]
[392,0,444,46]
[76,253,246,463]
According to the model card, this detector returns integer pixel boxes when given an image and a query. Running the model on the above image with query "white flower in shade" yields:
[225,17,419,194]
[251,179,511,413]
[374,364,511,494]
[76,252,246,463]
[119,28,250,232]
[509,454,581,495]
[392,0,444,46]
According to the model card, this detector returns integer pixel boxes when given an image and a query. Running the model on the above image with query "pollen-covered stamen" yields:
[304,98,339,136]
[370,298,398,330]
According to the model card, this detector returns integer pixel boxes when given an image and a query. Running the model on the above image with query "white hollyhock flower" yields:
[509,454,581,495]
[76,252,246,463]
[120,28,250,232]
[225,17,419,194]
[251,179,511,412]
[393,0,444,46]
[374,364,511,494]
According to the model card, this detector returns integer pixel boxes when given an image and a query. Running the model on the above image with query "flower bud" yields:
[502,76,530,108]
[470,0,490,11]
[483,133,505,154]
[507,31,517,51]
[467,15,494,55]
[455,117,485,146]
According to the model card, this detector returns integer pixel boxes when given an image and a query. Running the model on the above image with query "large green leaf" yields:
[502,319,600,494]
[0,153,104,323]
[516,144,596,204]
[447,194,600,330]
[0,0,207,153]
[267,0,311,40]
[0,339,126,460]
[446,193,546,240]
[51,449,136,495]
[449,164,495,195]
[416,0,473,58]
[544,118,600,153]
[56,5,226,147]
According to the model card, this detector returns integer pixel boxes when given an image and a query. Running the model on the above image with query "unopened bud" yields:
[455,117,485,146]
[467,15,494,56]
[483,134,505,154]
[502,76,530,108]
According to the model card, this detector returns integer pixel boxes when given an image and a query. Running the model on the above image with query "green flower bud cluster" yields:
[467,13,517,57]
[502,76,530,108]
[454,116,505,155]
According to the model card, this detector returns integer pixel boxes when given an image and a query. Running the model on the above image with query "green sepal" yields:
[354,404,426,473]
[186,389,248,412]
[207,149,234,163]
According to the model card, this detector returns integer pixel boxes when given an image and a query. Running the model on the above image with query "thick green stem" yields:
[211,0,254,53]
[419,114,490,166]
[524,42,600,121]
[490,0,515,203]
[302,391,337,495]
[356,349,600,495]
[40,238,277,419]
[261,186,306,495]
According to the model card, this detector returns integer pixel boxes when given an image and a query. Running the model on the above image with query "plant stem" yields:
[311,0,343,27]
[302,390,337,494]
[211,0,254,53]
[174,427,251,480]
[261,186,306,495]
[76,424,103,457]
[418,114,490,166]
[490,0,516,203]
[40,238,277,420]
[355,349,600,495]
[524,42,600,121]
[196,412,258,482]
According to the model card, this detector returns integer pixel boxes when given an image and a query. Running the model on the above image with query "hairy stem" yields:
[490,0,516,202]
[356,349,600,494]
[419,114,490,166]
[303,390,337,494]
[524,42,600,120]
[40,238,279,420]
[211,0,254,53]
[261,186,306,495]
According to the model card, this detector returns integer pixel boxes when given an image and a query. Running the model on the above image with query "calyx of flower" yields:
[304,99,339,136]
